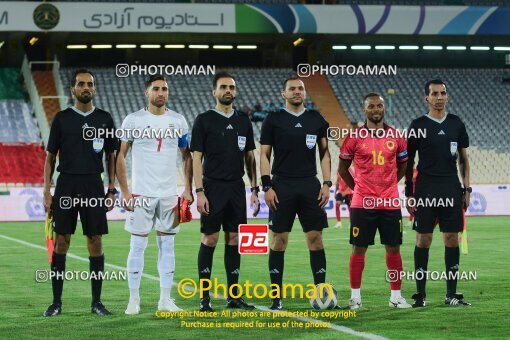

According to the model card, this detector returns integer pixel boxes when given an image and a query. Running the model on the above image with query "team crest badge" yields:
[238,136,246,151]
[352,226,359,238]
[385,140,395,152]
[450,142,457,156]
[306,134,317,149]
[92,138,104,153]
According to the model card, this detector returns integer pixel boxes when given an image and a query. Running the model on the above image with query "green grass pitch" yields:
[0,217,508,339]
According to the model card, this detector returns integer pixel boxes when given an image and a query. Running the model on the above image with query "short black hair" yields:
[363,92,384,106]
[282,75,303,91]
[70,69,95,88]
[213,71,235,89]
[145,74,167,89]
[424,79,446,96]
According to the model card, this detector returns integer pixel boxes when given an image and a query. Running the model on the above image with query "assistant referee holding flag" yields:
[260,75,331,310]
[406,79,471,307]
[43,69,118,316]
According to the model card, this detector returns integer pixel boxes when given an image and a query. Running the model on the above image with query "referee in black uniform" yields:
[406,79,471,307]
[260,76,331,310]
[43,69,117,316]
[191,71,260,312]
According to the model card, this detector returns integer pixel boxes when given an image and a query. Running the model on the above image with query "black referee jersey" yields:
[260,108,329,178]
[190,109,256,181]
[407,113,469,178]
[47,107,117,174]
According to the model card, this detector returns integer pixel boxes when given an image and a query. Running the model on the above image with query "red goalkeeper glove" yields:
[179,197,192,223]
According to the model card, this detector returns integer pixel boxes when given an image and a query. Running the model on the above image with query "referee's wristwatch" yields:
[262,186,272,193]
[251,186,260,194]
[323,181,333,188]
[107,188,118,195]
[195,188,205,194]
[463,186,472,194]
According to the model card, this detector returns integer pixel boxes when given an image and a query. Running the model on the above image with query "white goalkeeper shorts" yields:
[124,195,180,235]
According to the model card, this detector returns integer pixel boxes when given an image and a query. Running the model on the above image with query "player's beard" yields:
[219,94,235,105]
[75,91,94,104]
[367,112,384,124]
[151,97,167,108]
[287,95,303,107]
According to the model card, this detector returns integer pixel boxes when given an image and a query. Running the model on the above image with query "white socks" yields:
[157,235,175,301]
[391,290,401,299]
[351,288,361,299]
[127,235,148,301]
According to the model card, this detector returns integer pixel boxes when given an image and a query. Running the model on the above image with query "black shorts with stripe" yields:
[412,175,463,233]
[268,176,328,233]
[200,178,247,234]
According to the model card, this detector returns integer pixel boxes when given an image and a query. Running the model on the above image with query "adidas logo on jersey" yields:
[438,130,445,135]
[226,124,234,129]
[82,123,89,129]
[295,123,303,128]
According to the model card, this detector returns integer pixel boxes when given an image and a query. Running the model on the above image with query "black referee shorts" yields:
[52,173,108,236]
[268,176,328,233]
[412,176,463,234]
[200,178,247,235]
[349,208,402,247]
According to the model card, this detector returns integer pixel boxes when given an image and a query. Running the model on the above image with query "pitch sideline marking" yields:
[0,233,387,340]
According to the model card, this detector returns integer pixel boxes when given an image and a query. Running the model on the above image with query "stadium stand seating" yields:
[0,143,45,186]
[328,68,510,153]
[0,100,40,143]
[0,68,26,101]
[32,71,61,124]
[0,69,44,186]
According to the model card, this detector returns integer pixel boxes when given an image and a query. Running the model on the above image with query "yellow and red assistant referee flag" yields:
[44,213,54,264]
[460,210,468,255]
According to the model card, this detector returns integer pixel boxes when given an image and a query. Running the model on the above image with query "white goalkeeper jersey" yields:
[121,107,189,197]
